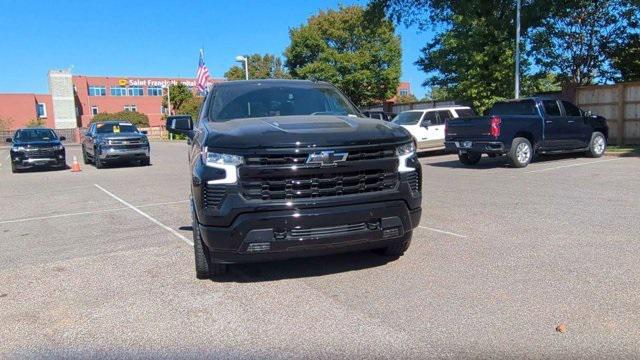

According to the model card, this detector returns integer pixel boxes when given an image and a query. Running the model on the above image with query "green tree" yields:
[162,83,193,114]
[529,0,639,86]
[370,0,556,112]
[26,118,46,128]
[225,54,290,80]
[609,33,640,82]
[91,111,150,127]
[178,97,203,122]
[285,5,401,106]
[395,93,418,103]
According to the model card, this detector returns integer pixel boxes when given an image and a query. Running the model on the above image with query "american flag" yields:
[196,49,210,94]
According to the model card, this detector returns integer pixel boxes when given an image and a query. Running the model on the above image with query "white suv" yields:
[392,106,475,150]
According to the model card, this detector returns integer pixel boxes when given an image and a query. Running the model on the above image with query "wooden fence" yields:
[574,82,640,145]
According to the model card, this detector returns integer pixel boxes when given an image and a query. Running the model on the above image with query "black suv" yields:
[167,80,422,278]
[82,121,150,168]
[6,128,66,173]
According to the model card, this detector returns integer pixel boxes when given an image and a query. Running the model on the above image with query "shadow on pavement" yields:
[427,152,591,169]
[213,250,395,283]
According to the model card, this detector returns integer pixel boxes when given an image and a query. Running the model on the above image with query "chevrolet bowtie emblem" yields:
[306,150,349,166]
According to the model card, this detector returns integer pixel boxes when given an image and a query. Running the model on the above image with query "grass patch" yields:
[607,146,640,153]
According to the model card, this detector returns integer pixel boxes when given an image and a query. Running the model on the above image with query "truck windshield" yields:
[208,82,360,121]
[95,123,139,134]
[489,100,538,116]
[392,112,422,125]
[15,129,57,141]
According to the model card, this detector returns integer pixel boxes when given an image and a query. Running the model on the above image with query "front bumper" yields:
[11,151,66,168]
[444,141,506,154]
[199,200,421,264]
[97,146,149,160]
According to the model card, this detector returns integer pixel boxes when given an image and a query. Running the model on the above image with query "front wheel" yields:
[508,137,533,168]
[140,157,150,166]
[94,153,104,169]
[587,132,606,158]
[458,152,482,166]
[193,214,227,279]
[82,147,90,164]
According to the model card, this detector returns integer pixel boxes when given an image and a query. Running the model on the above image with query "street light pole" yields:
[235,55,249,80]
[515,0,521,99]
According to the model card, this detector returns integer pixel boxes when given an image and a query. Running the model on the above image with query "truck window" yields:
[542,100,561,116]
[424,111,438,125]
[489,100,538,116]
[392,112,422,125]
[562,101,582,116]
[436,110,452,125]
[454,108,475,117]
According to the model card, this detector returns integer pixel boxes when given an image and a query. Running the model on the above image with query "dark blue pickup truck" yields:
[444,97,609,168]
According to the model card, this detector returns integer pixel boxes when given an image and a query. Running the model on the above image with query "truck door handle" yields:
[567,120,575,124]
[545,120,553,124]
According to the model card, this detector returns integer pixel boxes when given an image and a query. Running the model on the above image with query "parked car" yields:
[444,97,609,168]
[6,128,66,173]
[362,110,396,121]
[167,79,422,278]
[392,106,475,151]
[6,128,67,173]
[82,121,150,168]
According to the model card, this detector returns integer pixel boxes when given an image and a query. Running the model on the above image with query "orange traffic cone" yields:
[71,156,82,172]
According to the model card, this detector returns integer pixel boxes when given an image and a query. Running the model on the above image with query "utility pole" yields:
[515,0,521,99]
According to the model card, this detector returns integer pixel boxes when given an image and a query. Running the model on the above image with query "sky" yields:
[0,0,434,99]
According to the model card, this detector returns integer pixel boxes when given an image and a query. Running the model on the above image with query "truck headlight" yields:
[203,147,244,184]
[396,142,416,173]
[53,144,64,150]
[12,145,26,152]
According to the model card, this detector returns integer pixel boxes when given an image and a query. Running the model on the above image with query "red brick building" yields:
[0,70,222,130]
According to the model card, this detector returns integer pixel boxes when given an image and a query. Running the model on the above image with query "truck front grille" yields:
[241,169,398,201]
[290,223,367,239]
[244,147,396,166]
[25,148,56,157]
[203,185,226,208]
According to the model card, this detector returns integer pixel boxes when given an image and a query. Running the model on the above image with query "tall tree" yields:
[162,83,193,114]
[610,34,640,82]
[285,5,401,106]
[529,0,639,86]
[370,0,556,112]
[224,54,291,80]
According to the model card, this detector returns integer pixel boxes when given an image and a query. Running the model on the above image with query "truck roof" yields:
[214,79,332,88]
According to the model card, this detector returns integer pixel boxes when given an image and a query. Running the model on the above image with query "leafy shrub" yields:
[91,111,149,127]
[26,118,46,128]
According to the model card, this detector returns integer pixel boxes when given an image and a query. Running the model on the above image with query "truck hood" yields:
[204,115,412,149]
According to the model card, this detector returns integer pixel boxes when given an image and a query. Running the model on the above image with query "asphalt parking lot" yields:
[1,142,639,358]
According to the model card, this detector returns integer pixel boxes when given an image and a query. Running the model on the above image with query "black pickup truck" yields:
[167,80,422,278]
[444,98,609,168]
[81,121,150,168]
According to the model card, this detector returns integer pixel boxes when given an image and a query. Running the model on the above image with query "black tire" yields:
[94,149,104,169]
[11,164,18,173]
[141,157,150,166]
[508,137,533,168]
[82,147,90,164]
[192,212,227,279]
[587,132,606,158]
[374,232,412,257]
[458,152,482,166]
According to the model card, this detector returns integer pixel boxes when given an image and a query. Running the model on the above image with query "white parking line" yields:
[94,184,194,246]
[0,200,188,224]
[418,226,467,238]
[525,158,623,173]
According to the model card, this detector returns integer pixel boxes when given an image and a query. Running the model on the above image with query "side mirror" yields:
[166,115,193,137]
[422,120,432,127]
[84,132,91,137]
[59,136,66,141]
[140,130,148,135]
[5,138,12,143]
[584,110,593,117]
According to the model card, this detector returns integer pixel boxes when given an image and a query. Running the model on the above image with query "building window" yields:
[88,86,106,96]
[111,86,143,96]
[36,103,47,118]
[399,89,409,96]
[91,106,99,115]
[124,104,137,112]
[148,86,163,96]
